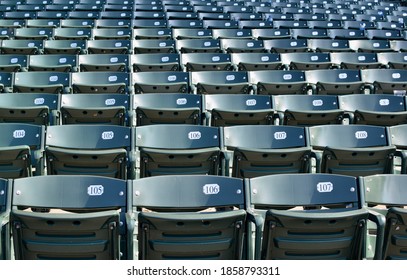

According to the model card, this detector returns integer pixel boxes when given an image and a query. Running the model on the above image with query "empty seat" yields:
[309,124,395,176]
[135,124,222,177]
[204,94,274,126]
[133,93,202,126]
[181,53,234,71]
[273,95,344,126]
[223,125,312,178]
[361,174,407,260]
[60,19,95,28]
[0,54,28,72]
[349,39,393,53]
[246,173,371,259]
[172,28,213,39]
[0,123,45,178]
[361,69,407,95]
[280,52,332,70]
[133,28,172,40]
[14,27,53,40]
[251,28,291,40]
[0,178,10,260]
[377,52,407,69]
[220,38,266,53]
[53,27,92,40]
[133,39,176,54]
[231,53,283,71]
[291,28,330,39]
[176,39,222,53]
[60,94,130,126]
[78,54,130,72]
[13,72,70,94]
[11,175,127,260]
[0,73,12,93]
[45,125,132,179]
[133,71,190,94]
[95,19,132,29]
[191,71,251,95]
[0,93,58,125]
[28,54,77,72]
[306,69,364,95]
[92,28,132,40]
[87,40,132,54]
[130,175,246,260]
[1,39,43,55]
[131,53,180,72]
[43,40,87,55]
[339,94,407,126]
[212,28,253,39]
[307,39,351,53]
[264,38,309,53]
[71,72,130,94]
[328,29,366,40]
[249,70,307,95]
[330,52,381,69]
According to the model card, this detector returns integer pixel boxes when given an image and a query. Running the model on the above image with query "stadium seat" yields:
[339,94,407,126]
[220,38,266,53]
[0,178,10,260]
[131,53,180,72]
[60,93,130,126]
[172,28,213,39]
[361,69,407,95]
[28,54,78,72]
[53,27,92,40]
[191,71,251,95]
[133,93,202,126]
[273,95,345,126]
[181,53,234,71]
[43,40,87,55]
[377,52,407,69]
[78,54,130,72]
[223,125,312,178]
[212,28,253,39]
[309,124,395,176]
[0,54,27,72]
[203,94,274,126]
[71,72,130,94]
[95,19,132,28]
[0,123,45,178]
[13,72,71,94]
[60,19,95,28]
[45,124,133,179]
[167,19,204,29]
[14,27,53,40]
[92,28,132,40]
[280,52,332,70]
[307,39,351,53]
[132,28,172,40]
[306,69,364,95]
[246,173,371,260]
[291,28,330,40]
[11,175,127,260]
[249,70,307,95]
[330,52,381,69]
[0,93,58,126]
[176,38,222,53]
[129,175,246,260]
[264,38,309,53]
[135,124,222,177]
[1,39,43,55]
[133,71,189,94]
[231,53,283,71]
[87,39,131,54]
[361,174,407,260]
[133,39,176,54]
[251,28,291,40]
[349,39,393,53]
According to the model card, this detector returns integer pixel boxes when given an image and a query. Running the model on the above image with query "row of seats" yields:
[2,123,407,179]
[2,52,407,73]
[0,172,405,260]
[0,68,405,95]
[1,93,406,127]
[0,38,406,55]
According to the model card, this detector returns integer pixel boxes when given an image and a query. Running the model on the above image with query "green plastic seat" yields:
[13,72,71,94]
[71,72,130,94]
[129,174,246,260]
[0,54,28,72]
[361,69,407,95]
[133,71,189,94]
[223,125,312,178]
[0,93,59,125]
[28,54,78,72]
[78,54,130,72]
[309,124,396,176]
[273,95,344,126]
[11,175,127,260]
[246,173,375,260]
[0,178,11,260]
[43,40,87,55]
[204,94,274,126]
[249,70,307,95]
[0,123,45,178]
[135,124,222,177]
[231,53,283,71]
[131,53,180,72]
[306,69,364,95]
[87,40,131,54]
[1,39,43,55]
[191,71,251,94]
[361,174,407,260]
[60,94,130,126]
[133,93,202,126]
[181,53,234,72]
[45,125,133,179]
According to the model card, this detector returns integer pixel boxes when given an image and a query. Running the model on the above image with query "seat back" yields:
[223,125,311,178]
[133,93,202,126]
[309,124,395,176]
[11,175,127,260]
[361,174,407,260]
[45,125,132,179]
[130,175,246,260]
[306,69,364,95]
[13,72,70,94]
[135,124,222,177]
[133,71,190,94]
[0,178,10,260]
[249,70,307,95]
[71,72,130,94]
[246,173,368,260]
[361,69,407,95]
[78,54,130,72]
[60,94,130,126]
[0,123,45,178]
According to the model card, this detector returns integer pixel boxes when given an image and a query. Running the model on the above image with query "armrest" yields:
[368,209,385,260]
